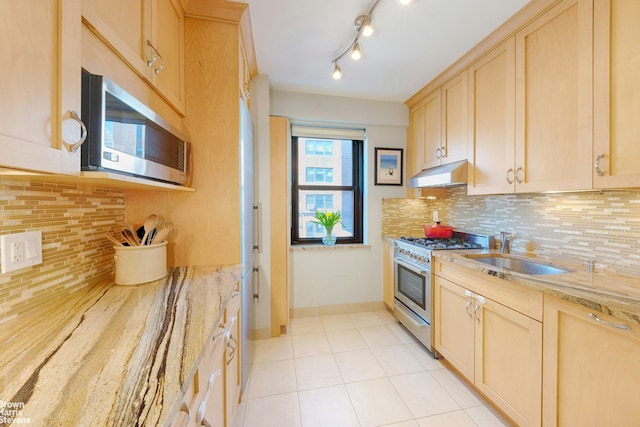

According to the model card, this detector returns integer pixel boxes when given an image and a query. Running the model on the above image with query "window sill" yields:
[290,244,371,251]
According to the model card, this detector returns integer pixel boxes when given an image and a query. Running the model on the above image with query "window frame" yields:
[291,136,364,245]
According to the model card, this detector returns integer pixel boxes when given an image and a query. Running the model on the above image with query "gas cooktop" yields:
[397,231,494,252]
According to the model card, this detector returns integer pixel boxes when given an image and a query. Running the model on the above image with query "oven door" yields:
[394,256,431,323]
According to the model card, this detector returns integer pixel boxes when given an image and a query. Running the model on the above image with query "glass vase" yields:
[322,227,336,246]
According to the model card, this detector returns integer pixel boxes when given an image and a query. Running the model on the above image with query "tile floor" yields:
[231,310,510,427]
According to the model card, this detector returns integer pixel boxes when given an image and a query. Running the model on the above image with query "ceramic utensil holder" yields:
[114,241,168,285]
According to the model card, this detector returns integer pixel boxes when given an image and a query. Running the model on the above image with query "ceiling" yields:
[235,0,530,103]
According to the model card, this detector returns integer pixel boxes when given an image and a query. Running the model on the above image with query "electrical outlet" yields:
[1,231,43,274]
[12,242,24,263]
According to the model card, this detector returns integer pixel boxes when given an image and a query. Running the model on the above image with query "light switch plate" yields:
[1,231,43,274]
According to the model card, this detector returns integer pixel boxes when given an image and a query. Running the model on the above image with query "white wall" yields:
[269,90,408,312]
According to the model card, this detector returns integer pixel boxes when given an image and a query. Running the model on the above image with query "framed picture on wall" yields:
[374,147,403,186]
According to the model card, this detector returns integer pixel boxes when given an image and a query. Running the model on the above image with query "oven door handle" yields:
[394,257,430,276]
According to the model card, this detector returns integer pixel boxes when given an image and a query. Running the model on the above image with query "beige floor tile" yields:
[372,345,425,376]
[334,349,386,383]
[242,392,301,427]
[390,372,460,418]
[405,343,443,371]
[298,385,360,427]
[294,354,343,390]
[430,368,482,409]
[247,359,297,399]
[253,335,293,363]
[326,328,368,353]
[388,322,419,344]
[374,309,398,325]
[384,421,420,427]
[358,325,403,348]
[416,410,477,427]
[289,316,324,335]
[464,405,511,427]
[348,311,385,328]
[320,313,356,331]
[347,377,413,426]
[291,332,332,358]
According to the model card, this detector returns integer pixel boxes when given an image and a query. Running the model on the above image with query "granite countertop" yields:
[0,265,241,426]
[433,250,640,325]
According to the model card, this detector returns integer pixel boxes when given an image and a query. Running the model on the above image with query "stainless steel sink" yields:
[467,255,571,275]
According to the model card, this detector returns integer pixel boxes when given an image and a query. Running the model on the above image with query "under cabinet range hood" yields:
[408,160,468,188]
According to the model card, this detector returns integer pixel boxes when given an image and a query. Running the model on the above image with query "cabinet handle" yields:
[154,51,165,74]
[253,266,260,301]
[201,419,212,427]
[440,145,447,159]
[227,334,238,365]
[515,167,524,184]
[465,301,473,317]
[435,147,441,159]
[179,401,191,421]
[63,110,88,153]
[595,154,606,177]
[196,400,206,425]
[506,168,514,184]
[588,313,630,331]
[207,369,223,392]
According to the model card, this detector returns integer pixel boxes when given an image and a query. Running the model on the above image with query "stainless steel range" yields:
[393,231,494,354]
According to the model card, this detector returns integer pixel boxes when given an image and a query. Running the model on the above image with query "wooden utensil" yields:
[105,232,124,246]
[140,214,159,245]
[150,224,172,245]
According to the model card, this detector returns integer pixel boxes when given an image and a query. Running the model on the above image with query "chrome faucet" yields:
[500,231,514,254]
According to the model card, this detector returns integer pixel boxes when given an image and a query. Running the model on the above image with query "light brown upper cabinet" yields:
[0,0,84,175]
[82,0,186,114]
[467,39,516,195]
[513,0,593,193]
[420,89,443,169]
[593,0,640,188]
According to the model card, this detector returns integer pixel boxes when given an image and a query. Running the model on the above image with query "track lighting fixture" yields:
[331,0,411,80]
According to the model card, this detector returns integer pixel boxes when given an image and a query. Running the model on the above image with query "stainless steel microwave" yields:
[80,69,190,185]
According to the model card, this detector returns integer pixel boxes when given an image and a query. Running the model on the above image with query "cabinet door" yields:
[82,0,150,73]
[0,0,82,174]
[467,38,516,195]
[422,89,443,169]
[225,291,241,426]
[434,276,474,380]
[593,0,640,188]
[514,0,592,193]
[441,71,468,165]
[475,297,542,427]
[543,295,640,426]
[202,335,225,427]
[150,0,185,111]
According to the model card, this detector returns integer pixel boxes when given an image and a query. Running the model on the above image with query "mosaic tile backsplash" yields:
[0,179,124,324]
[383,187,640,277]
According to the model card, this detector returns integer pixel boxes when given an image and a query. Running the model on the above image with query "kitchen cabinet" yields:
[593,0,640,188]
[542,294,640,426]
[382,239,395,310]
[224,290,241,425]
[0,0,84,175]
[434,259,543,426]
[467,38,516,195]
[82,0,186,113]
[421,89,442,169]
[171,289,240,427]
[512,0,592,193]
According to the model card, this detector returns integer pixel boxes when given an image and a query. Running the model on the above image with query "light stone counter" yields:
[433,250,640,325]
[0,265,241,426]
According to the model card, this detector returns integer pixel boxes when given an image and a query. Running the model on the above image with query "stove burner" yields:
[399,236,482,250]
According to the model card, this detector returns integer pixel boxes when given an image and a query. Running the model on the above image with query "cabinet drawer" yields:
[434,258,543,321]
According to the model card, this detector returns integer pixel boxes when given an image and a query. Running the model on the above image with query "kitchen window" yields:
[291,126,364,245]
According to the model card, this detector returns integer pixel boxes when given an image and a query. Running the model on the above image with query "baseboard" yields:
[290,301,385,318]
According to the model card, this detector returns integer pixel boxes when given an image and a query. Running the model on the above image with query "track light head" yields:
[332,63,342,80]
[351,42,362,60]
[361,16,374,37]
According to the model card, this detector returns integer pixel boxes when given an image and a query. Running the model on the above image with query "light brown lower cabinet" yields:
[172,287,241,427]
[542,294,640,426]
[434,270,542,426]
[382,240,395,310]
